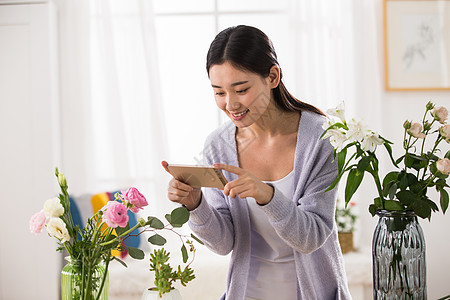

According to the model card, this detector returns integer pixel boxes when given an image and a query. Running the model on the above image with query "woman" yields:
[163,25,351,300]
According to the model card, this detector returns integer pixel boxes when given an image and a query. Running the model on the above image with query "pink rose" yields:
[101,201,129,228]
[29,210,47,234]
[437,158,450,175]
[407,122,426,139]
[440,125,450,142]
[122,187,148,213]
[432,106,448,124]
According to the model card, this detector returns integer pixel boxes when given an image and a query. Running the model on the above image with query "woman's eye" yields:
[236,88,249,94]
[215,92,225,96]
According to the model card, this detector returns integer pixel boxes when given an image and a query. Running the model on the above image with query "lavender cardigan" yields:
[188,111,352,299]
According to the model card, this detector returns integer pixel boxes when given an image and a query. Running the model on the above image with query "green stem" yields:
[100,222,142,246]
[95,255,110,300]
[369,160,385,208]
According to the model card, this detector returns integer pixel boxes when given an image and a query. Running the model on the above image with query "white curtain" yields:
[288,0,356,114]
[59,0,170,216]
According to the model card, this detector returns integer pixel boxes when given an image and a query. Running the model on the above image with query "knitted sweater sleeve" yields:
[187,124,236,256]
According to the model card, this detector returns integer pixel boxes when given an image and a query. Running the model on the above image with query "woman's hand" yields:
[161,161,202,210]
[214,163,274,205]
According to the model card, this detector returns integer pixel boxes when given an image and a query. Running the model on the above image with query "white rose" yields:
[440,125,450,142]
[346,119,366,143]
[407,122,426,139]
[432,106,448,124]
[46,218,70,243]
[361,132,384,152]
[43,197,64,218]
[437,158,450,175]
[326,101,346,123]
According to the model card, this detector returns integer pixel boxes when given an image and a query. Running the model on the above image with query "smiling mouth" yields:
[231,109,249,118]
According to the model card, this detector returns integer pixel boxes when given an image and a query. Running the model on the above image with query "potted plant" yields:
[322,101,450,298]
[335,200,357,254]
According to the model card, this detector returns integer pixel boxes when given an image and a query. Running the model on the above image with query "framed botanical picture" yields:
[384,0,450,91]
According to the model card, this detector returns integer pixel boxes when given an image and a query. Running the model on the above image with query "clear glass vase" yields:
[372,210,426,299]
[61,256,109,300]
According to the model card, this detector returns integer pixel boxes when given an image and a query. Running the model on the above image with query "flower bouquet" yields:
[29,168,201,299]
[322,101,450,219]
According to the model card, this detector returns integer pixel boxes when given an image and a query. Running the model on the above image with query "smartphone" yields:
[166,164,228,188]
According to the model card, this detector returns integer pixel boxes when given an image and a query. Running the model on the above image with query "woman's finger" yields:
[214,163,245,175]
[169,178,193,192]
[161,160,171,174]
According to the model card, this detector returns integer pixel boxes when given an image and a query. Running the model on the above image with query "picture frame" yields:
[384,0,450,91]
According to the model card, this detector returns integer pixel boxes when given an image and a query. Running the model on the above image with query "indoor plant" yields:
[322,101,450,298]
[335,200,357,254]
[29,168,201,299]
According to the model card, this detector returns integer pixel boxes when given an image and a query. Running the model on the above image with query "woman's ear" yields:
[268,65,281,88]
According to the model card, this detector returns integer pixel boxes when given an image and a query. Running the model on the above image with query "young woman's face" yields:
[209,62,278,128]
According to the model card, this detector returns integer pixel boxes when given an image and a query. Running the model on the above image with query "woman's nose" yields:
[226,95,240,111]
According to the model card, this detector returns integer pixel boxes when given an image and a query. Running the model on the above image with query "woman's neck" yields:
[239,104,300,140]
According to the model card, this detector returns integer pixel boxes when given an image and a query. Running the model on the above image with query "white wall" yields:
[0,2,60,299]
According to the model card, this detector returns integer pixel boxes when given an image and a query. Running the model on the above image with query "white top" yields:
[245,170,297,299]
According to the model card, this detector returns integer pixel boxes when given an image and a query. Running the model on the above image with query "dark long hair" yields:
[206,25,324,116]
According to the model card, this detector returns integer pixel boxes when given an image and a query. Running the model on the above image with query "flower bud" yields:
[440,125,450,142]
[426,101,435,111]
[403,120,411,130]
[437,158,450,175]
[432,106,449,124]
[407,122,426,139]
[138,218,146,227]
[58,173,67,187]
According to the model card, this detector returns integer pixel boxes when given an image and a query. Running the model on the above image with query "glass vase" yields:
[61,256,109,300]
[372,210,426,299]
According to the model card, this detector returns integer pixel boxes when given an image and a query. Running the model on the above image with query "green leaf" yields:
[191,233,204,245]
[395,155,405,165]
[148,234,167,246]
[337,148,347,174]
[445,150,450,159]
[368,204,378,216]
[382,171,399,187]
[374,197,383,207]
[113,256,128,268]
[344,168,364,206]
[406,173,418,186]
[410,200,432,220]
[357,156,371,172]
[396,190,416,206]
[169,207,190,228]
[128,246,145,260]
[181,244,188,263]
[384,200,404,211]
[405,153,427,171]
[439,188,449,214]
[147,216,164,229]
[165,213,171,224]
[388,183,397,200]
[382,140,399,167]
[398,173,409,190]
[424,198,439,212]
